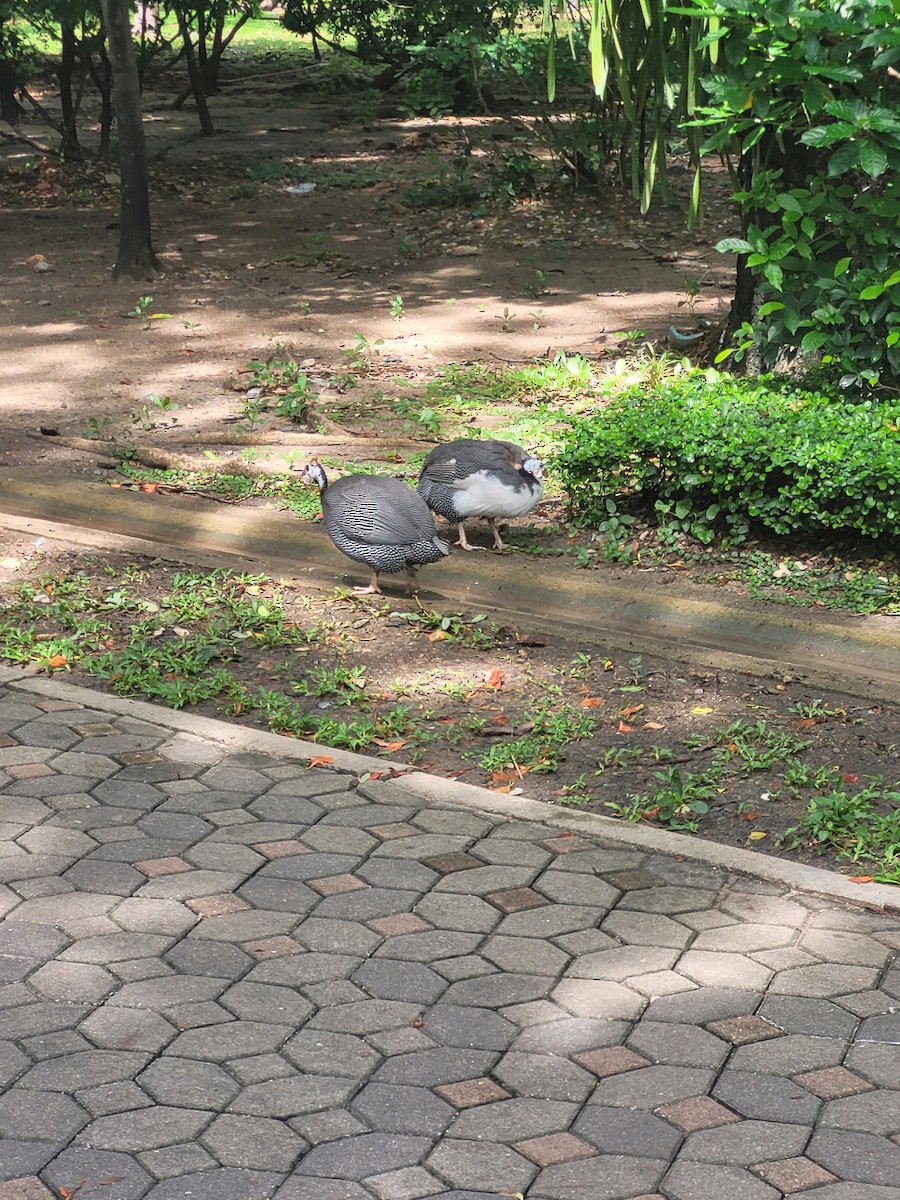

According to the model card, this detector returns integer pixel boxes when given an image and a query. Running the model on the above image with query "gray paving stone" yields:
[111,975,229,1011]
[434,865,537,895]
[227,1053,297,1086]
[468,836,552,867]
[413,893,502,933]
[676,950,773,991]
[530,1154,667,1200]
[351,1083,455,1136]
[294,918,382,956]
[574,1105,682,1158]
[139,1058,240,1107]
[357,859,438,892]
[619,886,718,914]
[425,1138,537,1194]
[283,1029,381,1079]
[481,935,569,976]
[167,1020,292,1061]
[236,877,319,914]
[447,1096,578,1142]
[492,1052,595,1101]
[6,892,117,932]
[552,929,618,956]
[75,1105,213,1152]
[0,1140,57,1182]
[59,932,173,965]
[200,1113,306,1171]
[757,995,860,1038]
[0,924,69,959]
[42,1147,154,1199]
[644,987,762,1024]
[512,1016,629,1055]
[220,981,315,1024]
[0,1041,29,1088]
[20,1030,92,1060]
[273,1177,372,1199]
[791,1188,900,1200]
[713,1069,822,1123]
[0,1089,89,1140]
[291,1110,369,1145]
[627,1020,729,1069]
[314,888,423,922]
[352,960,447,1004]
[27,960,117,1003]
[729,1033,846,1076]
[720,894,809,927]
[249,952,360,987]
[679,1118,810,1164]
[807,1129,900,1185]
[432,955,495,982]
[373,929,483,964]
[144,1166,283,1199]
[0,1001,90,1041]
[857,1014,900,1042]
[366,1164,445,1200]
[801,929,893,968]
[768,963,881,997]
[373,1047,499,1087]
[552,978,647,1020]
[230,1076,359,1118]
[845,1042,900,1088]
[601,909,694,948]
[75,1080,151,1117]
[588,1065,715,1109]
[140,870,249,901]
[296,1132,432,1179]
[819,1090,900,1135]
[309,999,422,1035]
[91,779,165,809]
[138,1141,219,1179]
[111,897,197,936]
[17,1050,149,1093]
[164,939,254,979]
[422,1004,517,1051]
[662,1160,780,1200]
[302,980,367,1008]
[442,973,553,1008]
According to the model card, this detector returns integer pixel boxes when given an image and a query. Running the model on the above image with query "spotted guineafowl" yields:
[417,438,546,551]
[302,460,450,594]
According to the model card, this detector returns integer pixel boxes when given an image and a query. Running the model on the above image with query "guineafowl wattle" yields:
[302,461,450,595]
[417,438,546,551]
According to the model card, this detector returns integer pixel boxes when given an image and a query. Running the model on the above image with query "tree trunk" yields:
[173,3,215,135]
[0,58,25,122]
[100,0,160,278]
[58,23,83,159]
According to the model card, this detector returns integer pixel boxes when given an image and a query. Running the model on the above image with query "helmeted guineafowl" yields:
[417,438,546,551]
[302,460,450,594]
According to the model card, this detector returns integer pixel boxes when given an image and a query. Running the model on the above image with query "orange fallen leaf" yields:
[307,755,336,768]
[620,703,644,718]
[617,720,635,734]
[849,875,874,883]
[484,668,504,688]
[491,714,508,725]
[489,783,512,793]
[738,812,760,821]
[580,697,605,708]
[796,718,817,730]
[47,654,68,668]
[842,773,859,783]
[372,739,408,753]
[138,482,160,493]
[428,629,450,642]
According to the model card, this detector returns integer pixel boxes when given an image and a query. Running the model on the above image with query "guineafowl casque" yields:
[302,460,450,595]
[417,438,546,551]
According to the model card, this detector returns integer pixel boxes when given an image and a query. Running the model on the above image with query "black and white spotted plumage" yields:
[417,438,546,551]
[302,461,449,594]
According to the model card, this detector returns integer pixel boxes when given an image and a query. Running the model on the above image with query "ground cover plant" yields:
[1,541,898,885]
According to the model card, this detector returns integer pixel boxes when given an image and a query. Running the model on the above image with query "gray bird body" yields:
[303,462,449,593]
[417,438,545,550]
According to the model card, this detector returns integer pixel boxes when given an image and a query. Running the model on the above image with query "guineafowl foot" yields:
[488,520,508,552]
[352,570,382,596]
[454,524,478,552]
[404,567,418,596]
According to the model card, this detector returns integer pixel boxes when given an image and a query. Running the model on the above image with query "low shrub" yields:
[557,372,900,544]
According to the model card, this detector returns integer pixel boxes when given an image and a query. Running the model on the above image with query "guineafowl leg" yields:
[404,566,418,596]
[488,519,508,552]
[352,569,382,596]
[455,522,477,551]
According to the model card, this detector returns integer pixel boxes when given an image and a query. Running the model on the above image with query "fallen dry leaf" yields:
[796,717,817,730]
[580,697,604,708]
[620,703,644,719]
[747,830,767,841]
[691,705,714,715]
[428,629,450,642]
[307,755,336,768]
[372,739,408,753]
[617,720,635,734]
[47,654,68,669]
[484,668,504,688]
[849,875,874,883]
[643,720,665,730]
[138,482,160,493]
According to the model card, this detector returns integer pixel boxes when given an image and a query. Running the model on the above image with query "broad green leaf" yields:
[715,237,754,254]
[833,257,851,278]
[776,193,803,214]
[859,285,885,300]
[858,142,889,178]
[801,330,827,352]
[827,142,861,176]
[763,262,784,290]
[757,302,785,317]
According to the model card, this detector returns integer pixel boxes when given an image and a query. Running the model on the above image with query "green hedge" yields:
[557,373,900,544]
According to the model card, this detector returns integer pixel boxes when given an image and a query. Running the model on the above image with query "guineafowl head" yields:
[301,460,328,490]
[522,456,546,481]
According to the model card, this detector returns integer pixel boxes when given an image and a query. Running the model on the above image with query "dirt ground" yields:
[2,56,897,885]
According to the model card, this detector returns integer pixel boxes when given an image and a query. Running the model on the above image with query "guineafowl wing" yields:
[330,477,438,547]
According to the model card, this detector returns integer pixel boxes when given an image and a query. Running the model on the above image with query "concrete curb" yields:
[3,472,900,702]
[4,667,898,916]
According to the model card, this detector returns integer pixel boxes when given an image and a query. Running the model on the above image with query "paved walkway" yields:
[0,672,898,1200]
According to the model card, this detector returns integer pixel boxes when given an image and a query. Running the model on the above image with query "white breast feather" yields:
[451,470,542,518]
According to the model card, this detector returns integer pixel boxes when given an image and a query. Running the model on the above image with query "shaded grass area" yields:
[1,547,898,883]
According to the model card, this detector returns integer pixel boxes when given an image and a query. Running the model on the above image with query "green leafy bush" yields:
[558,372,900,543]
